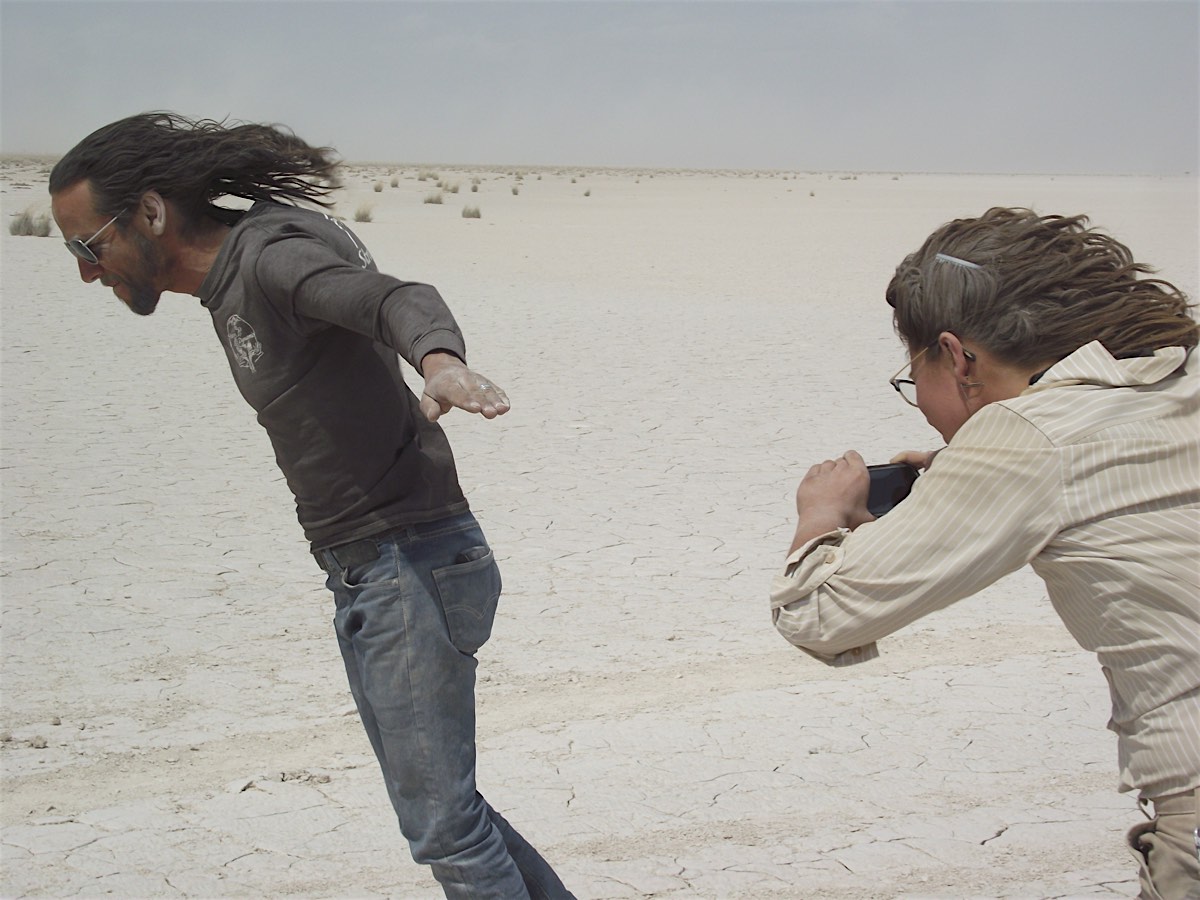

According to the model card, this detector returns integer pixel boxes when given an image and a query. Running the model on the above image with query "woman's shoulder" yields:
[991,344,1198,449]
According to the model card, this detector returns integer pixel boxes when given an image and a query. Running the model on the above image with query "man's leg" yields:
[325,513,572,900]
[487,804,574,900]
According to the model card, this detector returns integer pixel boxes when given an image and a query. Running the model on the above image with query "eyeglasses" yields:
[889,343,980,407]
[64,210,125,264]
[889,346,927,407]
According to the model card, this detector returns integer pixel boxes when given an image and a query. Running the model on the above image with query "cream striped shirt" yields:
[771,341,1199,799]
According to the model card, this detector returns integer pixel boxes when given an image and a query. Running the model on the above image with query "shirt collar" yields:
[1031,341,1189,391]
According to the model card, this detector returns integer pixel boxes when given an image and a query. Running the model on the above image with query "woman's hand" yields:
[789,450,873,554]
[889,449,941,471]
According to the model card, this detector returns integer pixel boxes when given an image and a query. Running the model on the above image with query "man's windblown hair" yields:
[49,112,342,227]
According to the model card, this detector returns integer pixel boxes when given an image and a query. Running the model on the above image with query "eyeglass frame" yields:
[64,210,125,265]
[889,343,978,407]
[889,347,927,407]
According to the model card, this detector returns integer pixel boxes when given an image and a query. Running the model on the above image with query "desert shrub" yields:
[9,208,51,237]
[471,183,479,193]
[373,181,383,192]
[390,175,399,187]
[424,192,444,205]
[462,206,481,219]
[354,204,373,222]
[511,185,519,196]
[446,182,460,194]
[584,189,591,197]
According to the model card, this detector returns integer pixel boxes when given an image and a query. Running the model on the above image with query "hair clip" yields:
[934,252,982,270]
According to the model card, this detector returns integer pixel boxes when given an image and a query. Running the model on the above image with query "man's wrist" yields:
[420,350,465,377]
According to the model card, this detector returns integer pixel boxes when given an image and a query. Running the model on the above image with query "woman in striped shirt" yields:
[771,208,1198,899]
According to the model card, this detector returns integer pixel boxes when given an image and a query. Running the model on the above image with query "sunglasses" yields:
[64,210,125,264]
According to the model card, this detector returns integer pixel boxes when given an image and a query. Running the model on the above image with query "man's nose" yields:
[77,258,102,283]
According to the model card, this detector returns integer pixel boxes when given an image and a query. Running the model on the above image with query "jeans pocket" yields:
[338,558,400,592]
[433,546,501,655]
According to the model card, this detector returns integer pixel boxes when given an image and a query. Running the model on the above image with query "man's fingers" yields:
[420,392,449,422]
[470,375,511,416]
[421,371,511,421]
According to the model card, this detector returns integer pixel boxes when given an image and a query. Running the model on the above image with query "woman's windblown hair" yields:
[886,207,1197,366]
[49,112,342,227]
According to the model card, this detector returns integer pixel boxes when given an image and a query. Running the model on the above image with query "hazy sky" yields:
[2,0,1196,174]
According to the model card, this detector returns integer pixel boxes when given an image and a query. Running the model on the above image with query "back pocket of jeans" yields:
[432,547,501,655]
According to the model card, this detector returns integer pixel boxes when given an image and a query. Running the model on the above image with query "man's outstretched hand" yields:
[419,352,511,422]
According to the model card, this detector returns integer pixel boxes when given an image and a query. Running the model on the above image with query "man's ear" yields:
[139,191,168,236]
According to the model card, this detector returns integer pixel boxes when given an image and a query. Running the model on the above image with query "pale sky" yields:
[2,0,1196,174]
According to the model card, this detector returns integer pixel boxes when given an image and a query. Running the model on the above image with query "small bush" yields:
[583,189,591,197]
[462,206,481,219]
[390,175,399,187]
[9,208,51,237]
[424,192,444,205]
[511,185,519,196]
[470,183,479,193]
[373,181,383,192]
[354,204,373,222]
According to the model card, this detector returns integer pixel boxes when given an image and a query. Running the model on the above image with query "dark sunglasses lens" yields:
[66,240,98,264]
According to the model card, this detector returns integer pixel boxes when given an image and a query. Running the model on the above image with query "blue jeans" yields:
[319,512,574,900]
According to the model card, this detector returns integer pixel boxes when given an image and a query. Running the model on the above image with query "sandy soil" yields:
[2,158,1196,898]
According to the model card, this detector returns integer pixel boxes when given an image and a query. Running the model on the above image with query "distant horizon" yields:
[3,153,1192,181]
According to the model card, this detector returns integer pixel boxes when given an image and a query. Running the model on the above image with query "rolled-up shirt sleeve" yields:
[771,406,1064,666]
[771,531,882,666]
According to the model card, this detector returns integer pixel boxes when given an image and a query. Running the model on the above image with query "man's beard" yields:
[124,231,165,316]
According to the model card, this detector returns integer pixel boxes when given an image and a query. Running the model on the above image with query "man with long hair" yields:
[50,113,574,899]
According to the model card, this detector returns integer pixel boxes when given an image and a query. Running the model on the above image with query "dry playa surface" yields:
[2,158,1197,899]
